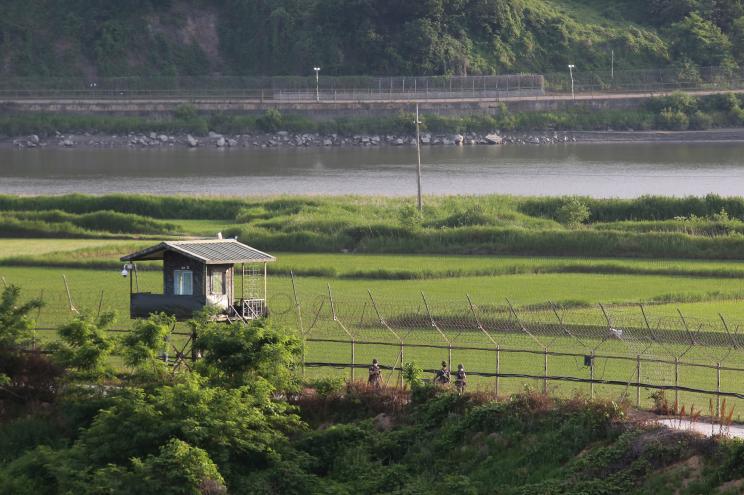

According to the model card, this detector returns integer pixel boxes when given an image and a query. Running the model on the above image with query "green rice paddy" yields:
[3,238,744,414]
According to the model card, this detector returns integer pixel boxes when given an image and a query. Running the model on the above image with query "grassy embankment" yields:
[4,93,744,137]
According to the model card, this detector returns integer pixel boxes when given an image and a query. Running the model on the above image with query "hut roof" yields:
[121,239,275,264]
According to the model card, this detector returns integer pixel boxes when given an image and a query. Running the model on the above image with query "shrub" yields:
[256,108,283,132]
[0,286,43,348]
[398,204,423,229]
[656,107,689,130]
[402,362,423,389]
[689,110,713,130]
[193,317,301,390]
[50,312,116,376]
[438,204,492,227]
[121,313,175,372]
[556,198,590,228]
[174,104,198,121]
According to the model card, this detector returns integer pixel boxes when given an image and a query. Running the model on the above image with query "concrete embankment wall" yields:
[0,94,649,119]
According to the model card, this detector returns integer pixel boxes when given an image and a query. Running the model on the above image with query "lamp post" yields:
[568,64,575,99]
[313,67,321,102]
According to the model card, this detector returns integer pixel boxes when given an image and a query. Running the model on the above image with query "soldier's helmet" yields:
[441,360,447,368]
[372,358,378,365]
[458,364,464,370]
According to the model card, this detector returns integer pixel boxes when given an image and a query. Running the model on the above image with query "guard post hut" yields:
[120,239,275,321]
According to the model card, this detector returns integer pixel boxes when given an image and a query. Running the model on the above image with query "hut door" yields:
[207,267,229,310]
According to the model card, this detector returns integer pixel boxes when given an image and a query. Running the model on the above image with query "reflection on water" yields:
[1,142,743,197]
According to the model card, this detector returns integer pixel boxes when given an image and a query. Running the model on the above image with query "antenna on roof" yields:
[217,232,223,239]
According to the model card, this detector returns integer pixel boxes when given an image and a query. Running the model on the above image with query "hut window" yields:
[210,269,226,295]
[174,270,193,295]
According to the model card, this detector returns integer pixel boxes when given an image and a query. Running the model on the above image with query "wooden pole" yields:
[351,340,356,382]
[415,103,422,212]
[674,357,680,406]
[448,345,452,375]
[590,351,594,399]
[636,354,641,408]
[496,345,501,396]
[716,362,721,417]
[399,343,404,388]
[290,271,305,377]
[543,347,548,394]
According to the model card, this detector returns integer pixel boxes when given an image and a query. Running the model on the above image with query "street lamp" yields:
[313,67,321,102]
[568,64,575,99]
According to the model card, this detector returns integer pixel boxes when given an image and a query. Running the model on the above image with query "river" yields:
[1,142,743,197]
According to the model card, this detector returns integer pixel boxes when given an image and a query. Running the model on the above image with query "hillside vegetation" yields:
[3,0,744,77]
[2,297,744,495]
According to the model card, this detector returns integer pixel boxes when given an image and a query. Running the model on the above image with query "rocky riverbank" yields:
[6,128,744,149]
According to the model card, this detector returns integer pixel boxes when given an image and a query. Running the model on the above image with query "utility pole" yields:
[415,104,423,211]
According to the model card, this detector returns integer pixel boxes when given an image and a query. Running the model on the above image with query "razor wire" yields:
[8,271,744,410]
[290,284,744,409]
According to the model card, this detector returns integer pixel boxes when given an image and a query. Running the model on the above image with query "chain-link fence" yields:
[287,283,744,417]
[10,271,744,417]
[1,65,742,101]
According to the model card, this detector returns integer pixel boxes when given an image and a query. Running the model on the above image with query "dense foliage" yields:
[2,286,744,493]
[3,0,744,77]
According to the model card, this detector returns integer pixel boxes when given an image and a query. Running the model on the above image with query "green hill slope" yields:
[1,0,742,77]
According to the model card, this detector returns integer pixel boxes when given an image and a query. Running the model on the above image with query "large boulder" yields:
[186,135,198,147]
[216,137,226,147]
[485,133,503,145]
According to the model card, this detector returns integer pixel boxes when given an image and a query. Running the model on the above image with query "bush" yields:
[174,104,198,121]
[256,108,283,132]
[556,198,590,228]
[689,110,713,129]
[398,204,423,229]
[50,312,116,376]
[656,107,689,130]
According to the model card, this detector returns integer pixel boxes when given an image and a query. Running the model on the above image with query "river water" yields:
[1,142,743,197]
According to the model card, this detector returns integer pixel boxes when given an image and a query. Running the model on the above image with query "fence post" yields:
[636,354,641,408]
[290,271,305,377]
[716,362,721,417]
[674,357,679,406]
[399,343,404,388]
[496,345,501,396]
[543,347,548,394]
[448,344,452,373]
[351,339,356,382]
[589,351,594,399]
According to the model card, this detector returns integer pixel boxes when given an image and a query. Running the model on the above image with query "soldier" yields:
[368,358,382,388]
[454,364,467,395]
[434,360,450,385]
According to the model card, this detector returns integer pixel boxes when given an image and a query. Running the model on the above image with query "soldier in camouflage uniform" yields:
[454,364,467,395]
[368,358,382,388]
[434,360,450,385]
